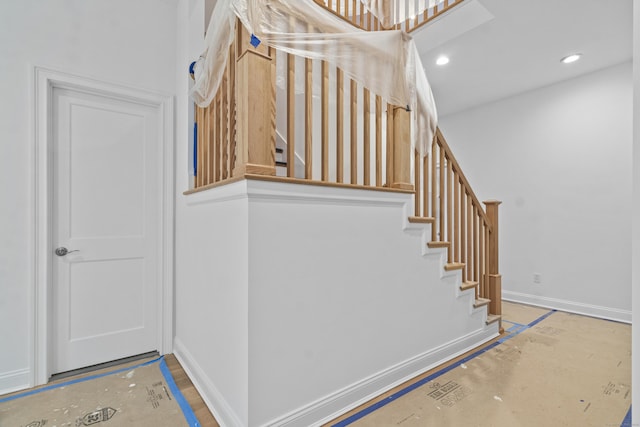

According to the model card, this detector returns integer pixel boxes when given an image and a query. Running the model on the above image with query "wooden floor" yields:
[165,354,220,426]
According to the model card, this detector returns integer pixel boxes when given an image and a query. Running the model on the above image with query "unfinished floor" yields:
[327,301,631,427]
[0,302,630,426]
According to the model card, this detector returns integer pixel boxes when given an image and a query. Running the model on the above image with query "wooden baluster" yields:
[386,103,394,186]
[228,40,236,176]
[352,0,356,23]
[431,138,437,238]
[209,102,214,183]
[453,172,459,263]
[479,220,485,298]
[473,205,479,283]
[209,97,215,183]
[350,79,357,184]
[321,61,329,181]
[217,94,223,182]
[233,26,275,177]
[485,224,490,300]
[446,155,452,262]
[287,53,295,177]
[439,142,444,241]
[375,95,382,186]
[423,152,429,218]
[460,188,466,282]
[221,68,228,180]
[336,68,344,183]
[196,106,203,187]
[210,97,215,183]
[392,106,413,190]
[414,149,420,216]
[305,56,313,179]
[363,88,371,185]
[360,0,365,28]
[205,104,210,184]
[466,194,472,284]
[484,200,502,327]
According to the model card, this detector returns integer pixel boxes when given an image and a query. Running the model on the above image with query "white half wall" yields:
[174,179,498,426]
[0,0,177,393]
[439,62,632,323]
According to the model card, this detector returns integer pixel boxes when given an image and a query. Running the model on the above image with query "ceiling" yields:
[414,0,633,117]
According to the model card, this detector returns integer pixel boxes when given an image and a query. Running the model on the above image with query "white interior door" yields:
[52,87,161,374]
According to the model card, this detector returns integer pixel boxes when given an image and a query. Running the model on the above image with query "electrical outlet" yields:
[533,273,541,284]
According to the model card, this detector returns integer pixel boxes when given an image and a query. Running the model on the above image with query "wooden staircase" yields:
[408,203,502,329]
[188,0,502,330]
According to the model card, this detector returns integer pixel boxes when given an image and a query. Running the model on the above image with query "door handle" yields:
[55,247,79,257]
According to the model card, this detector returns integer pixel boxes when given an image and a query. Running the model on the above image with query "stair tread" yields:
[486,314,501,325]
[460,281,478,291]
[444,262,465,271]
[474,297,491,308]
[427,241,450,248]
[408,216,435,224]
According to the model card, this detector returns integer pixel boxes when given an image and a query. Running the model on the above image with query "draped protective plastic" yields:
[189,0,437,155]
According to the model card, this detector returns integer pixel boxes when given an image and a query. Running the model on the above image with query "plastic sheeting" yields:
[190,0,236,108]
[190,0,437,155]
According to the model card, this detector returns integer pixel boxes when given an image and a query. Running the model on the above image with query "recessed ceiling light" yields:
[561,53,582,64]
[436,56,450,66]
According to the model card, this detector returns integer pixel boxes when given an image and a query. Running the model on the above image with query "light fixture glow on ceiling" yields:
[561,53,582,64]
[436,56,450,66]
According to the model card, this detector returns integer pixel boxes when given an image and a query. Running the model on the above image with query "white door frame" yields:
[31,66,175,385]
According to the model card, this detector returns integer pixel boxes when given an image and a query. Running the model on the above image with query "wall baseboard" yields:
[266,326,499,427]
[173,338,245,427]
[0,368,30,396]
[503,290,631,323]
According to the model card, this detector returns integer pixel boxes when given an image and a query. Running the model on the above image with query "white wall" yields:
[439,62,633,322]
[632,0,639,421]
[174,2,253,425]
[174,182,251,426]
[0,0,177,393]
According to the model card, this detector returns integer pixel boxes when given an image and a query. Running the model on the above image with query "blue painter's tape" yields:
[527,309,556,327]
[250,34,261,47]
[621,406,632,427]
[332,309,557,426]
[0,356,163,404]
[160,358,201,427]
[501,320,526,328]
[189,61,196,75]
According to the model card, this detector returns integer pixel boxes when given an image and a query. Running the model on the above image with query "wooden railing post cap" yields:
[483,200,502,206]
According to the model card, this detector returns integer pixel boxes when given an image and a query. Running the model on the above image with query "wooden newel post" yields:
[391,106,414,191]
[484,200,502,332]
[233,24,276,177]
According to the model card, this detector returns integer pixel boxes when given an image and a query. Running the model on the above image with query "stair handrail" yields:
[434,128,491,232]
